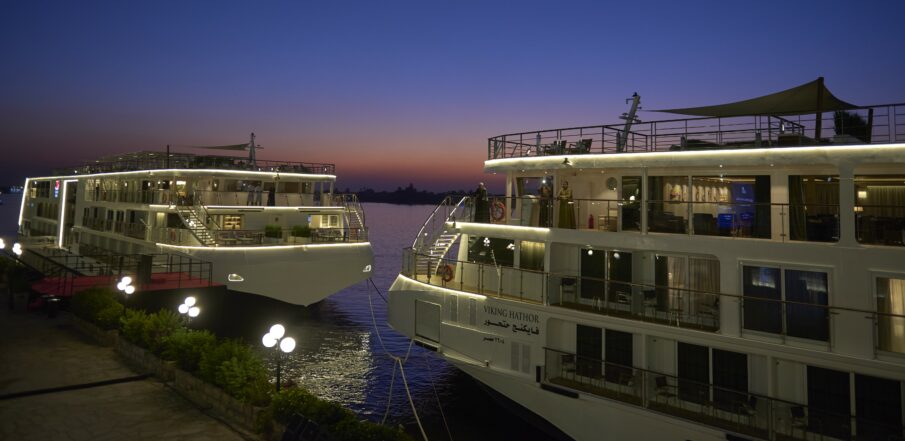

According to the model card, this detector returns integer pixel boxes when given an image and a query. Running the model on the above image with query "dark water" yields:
[1,197,554,441]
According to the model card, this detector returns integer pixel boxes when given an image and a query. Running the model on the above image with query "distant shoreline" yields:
[352,184,468,206]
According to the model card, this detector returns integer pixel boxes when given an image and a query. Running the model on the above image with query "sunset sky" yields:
[2,0,904,191]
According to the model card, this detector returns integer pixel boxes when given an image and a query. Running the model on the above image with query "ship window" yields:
[855,175,905,246]
[604,329,632,384]
[789,175,839,242]
[807,366,850,439]
[621,176,642,231]
[742,265,829,341]
[677,342,709,405]
[690,176,771,238]
[655,255,720,329]
[648,176,688,234]
[876,276,905,354]
[855,373,903,440]
[712,349,747,411]
[519,241,544,271]
[467,237,514,267]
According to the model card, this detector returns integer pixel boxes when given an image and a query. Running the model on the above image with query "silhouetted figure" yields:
[557,180,575,229]
[474,182,490,223]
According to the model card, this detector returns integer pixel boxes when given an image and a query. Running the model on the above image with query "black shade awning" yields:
[654,78,859,117]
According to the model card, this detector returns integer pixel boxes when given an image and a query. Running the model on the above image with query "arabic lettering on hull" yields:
[482,305,541,336]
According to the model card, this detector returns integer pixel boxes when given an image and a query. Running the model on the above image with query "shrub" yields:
[71,287,119,323]
[162,329,217,373]
[95,302,125,330]
[199,339,270,404]
[264,224,282,238]
[291,225,311,238]
[144,309,183,354]
[120,309,151,345]
[271,389,412,441]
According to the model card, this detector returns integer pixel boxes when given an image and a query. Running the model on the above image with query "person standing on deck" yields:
[474,182,489,223]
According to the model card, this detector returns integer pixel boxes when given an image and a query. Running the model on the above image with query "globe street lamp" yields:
[262,324,295,392]
[117,276,136,295]
[178,296,200,324]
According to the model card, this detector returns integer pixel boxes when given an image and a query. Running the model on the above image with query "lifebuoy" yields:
[490,200,506,222]
[438,264,454,282]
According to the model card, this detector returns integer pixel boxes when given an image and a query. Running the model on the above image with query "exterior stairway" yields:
[175,206,217,246]
[411,196,472,278]
[339,195,367,241]
[414,231,461,276]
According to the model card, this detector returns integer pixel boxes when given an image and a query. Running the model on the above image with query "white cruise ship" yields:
[388,79,905,440]
[17,137,372,305]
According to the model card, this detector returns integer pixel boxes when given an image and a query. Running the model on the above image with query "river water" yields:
[0,196,552,441]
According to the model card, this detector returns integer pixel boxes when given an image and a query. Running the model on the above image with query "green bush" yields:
[291,225,311,238]
[271,388,412,441]
[95,302,125,330]
[162,329,217,373]
[71,287,120,323]
[264,224,282,238]
[120,309,151,345]
[199,339,270,404]
[145,309,183,353]
[331,418,413,441]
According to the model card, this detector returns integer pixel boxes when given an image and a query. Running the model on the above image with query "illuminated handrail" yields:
[55,153,335,176]
[402,248,905,345]
[543,348,903,440]
[489,103,905,159]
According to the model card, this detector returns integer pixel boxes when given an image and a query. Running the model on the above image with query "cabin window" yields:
[855,175,905,246]
[807,366,850,439]
[712,348,747,411]
[654,255,720,330]
[467,237,514,267]
[519,241,544,271]
[742,265,829,341]
[621,176,642,231]
[648,176,688,233]
[604,329,633,384]
[855,373,903,440]
[876,276,905,354]
[788,175,839,242]
[690,175,771,238]
[677,342,709,404]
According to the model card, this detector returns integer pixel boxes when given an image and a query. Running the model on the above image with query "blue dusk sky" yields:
[2,0,904,191]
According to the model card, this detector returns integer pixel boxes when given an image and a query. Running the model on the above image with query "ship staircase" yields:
[412,196,471,278]
[175,202,219,247]
[337,194,367,242]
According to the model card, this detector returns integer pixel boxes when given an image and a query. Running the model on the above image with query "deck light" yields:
[587,249,594,256]
[228,273,244,282]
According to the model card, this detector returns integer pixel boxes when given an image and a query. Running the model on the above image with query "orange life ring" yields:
[490,200,506,222]
[438,264,454,282]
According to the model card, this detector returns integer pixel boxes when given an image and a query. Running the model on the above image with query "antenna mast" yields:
[249,132,257,166]
[617,93,642,152]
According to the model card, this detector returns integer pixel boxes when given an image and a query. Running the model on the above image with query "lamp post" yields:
[116,276,136,295]
[262,324,295,392]
[177,296,200,325]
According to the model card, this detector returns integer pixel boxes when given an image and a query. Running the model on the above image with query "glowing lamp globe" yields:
[124,285,135,295]
[262,333,277,348]
[279,337,296,353]
[188,307,200,318]
[269,324,285,339]
[178,304,189,314]
[184,296,196,307]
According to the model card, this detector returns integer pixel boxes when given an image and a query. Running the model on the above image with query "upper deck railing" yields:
[53,152,335,176]
[488,103,905,160]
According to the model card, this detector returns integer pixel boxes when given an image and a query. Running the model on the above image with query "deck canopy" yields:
[655,78,859,117]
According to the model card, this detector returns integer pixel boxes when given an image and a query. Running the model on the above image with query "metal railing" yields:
[544,348,904,441]
[19,247,214,294]
[402,248,905,349]
[55,153,335,176]
[412,195,472,252]
[150,226,369,247]
[489,103,905,159]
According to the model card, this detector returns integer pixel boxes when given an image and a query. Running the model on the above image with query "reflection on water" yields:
[1,198,554,440]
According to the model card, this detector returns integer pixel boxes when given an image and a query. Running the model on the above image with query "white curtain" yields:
[878,277,905,354]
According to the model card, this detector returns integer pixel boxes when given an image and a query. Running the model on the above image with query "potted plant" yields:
[264,224,283,243]
[289,225,311,244]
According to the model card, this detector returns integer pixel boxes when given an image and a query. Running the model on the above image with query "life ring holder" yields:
[438,264,455,283]
[490,200,506,222]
